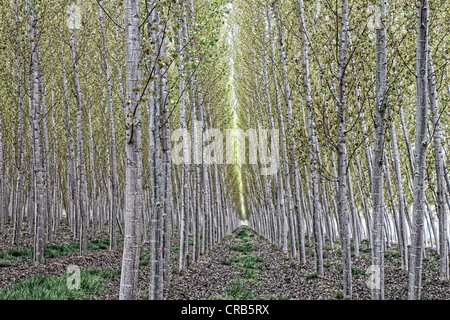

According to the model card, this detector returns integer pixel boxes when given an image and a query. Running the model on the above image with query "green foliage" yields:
[306,272,319,280]
[220,255,240,265]
[0,261,18,268]
[351,267,366,278]
[230,243,254,253]
[87,239,110,250]
[239,267,258,281]
[385,250,401,261]
[139,250,151,267]
[224,282,254,300]
[0,239,111,260]
[209,283,254,300]
[0,247,33,260]
[235,226,249,239]
[334,291,344,299]
[44,243,80,258]
[0,268,120,300]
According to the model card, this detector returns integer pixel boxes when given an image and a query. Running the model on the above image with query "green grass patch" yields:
[236,228,249,239]
[239,267,258,281]
[230,243,255,253]
[221,282,254,300]
[351,267,366,277]
[385,250,401,258]
[426,265,439,273]
[87,239,110,250]
[0,268,120,300]
[44,243,80,258]
[0,239,110,261]
[260,295,291,300]
[170,246,180,253]
[0,247,33,260]
[334,291,344,299]
[0,261,18,268]
[306,272,319,280]
[220,256,240,266]
[239,255,264,269]
[139,250,151,267]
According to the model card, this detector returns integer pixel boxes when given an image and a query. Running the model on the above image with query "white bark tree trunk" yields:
[26,0,45,266]
[120,0,143,300]
[371,0,388,300]
[408,0,429,300]
[68,1,88,256]
[427,50,448,281]
[336,0,352,299]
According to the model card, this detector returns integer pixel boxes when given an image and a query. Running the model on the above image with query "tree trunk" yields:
[68,1,88,256]
[98,0,119,251]
[120,0,143,300]
[427,50,448,281]
[371,0,388,300]
[26,0,45,266]
[408,0,429,300]
[336,0,352,299]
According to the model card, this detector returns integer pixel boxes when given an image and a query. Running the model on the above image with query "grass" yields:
[0,268,120,300]
[236,228,249,239]
[230,243,255,253]
[334,291,344,299]
[0,239,110,260]
[351,266,366,277]
[239,255,264,269]
[220,256,240,265]
[210,282,254,300]
[306,272,319,280]
[240,267,258,281]
[385,250,401,261]
[260,294,291,300]
[87,239,110,250]
[139,250,151,267]
[0,261,18,268]
[0,247,33,260]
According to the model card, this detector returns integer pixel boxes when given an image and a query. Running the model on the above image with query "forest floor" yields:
[0,222,449,300]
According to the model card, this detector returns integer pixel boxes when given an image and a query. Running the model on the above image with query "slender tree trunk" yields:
[158,7,173,292]
[427,50,448,281]
[12,1,24,240]
[120,0,143,300]
[68,1,87,256]
[176,0,190,271]
[26,0,45,266]
[296,0,322,272]
[37,48,53,243]
[408,0,429,300]
[390,112,408,271]
[98,1,119,251]
[266,5,288,254]
[336,0,352,299]
[273,3,300,260]
[371,0,388,300]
